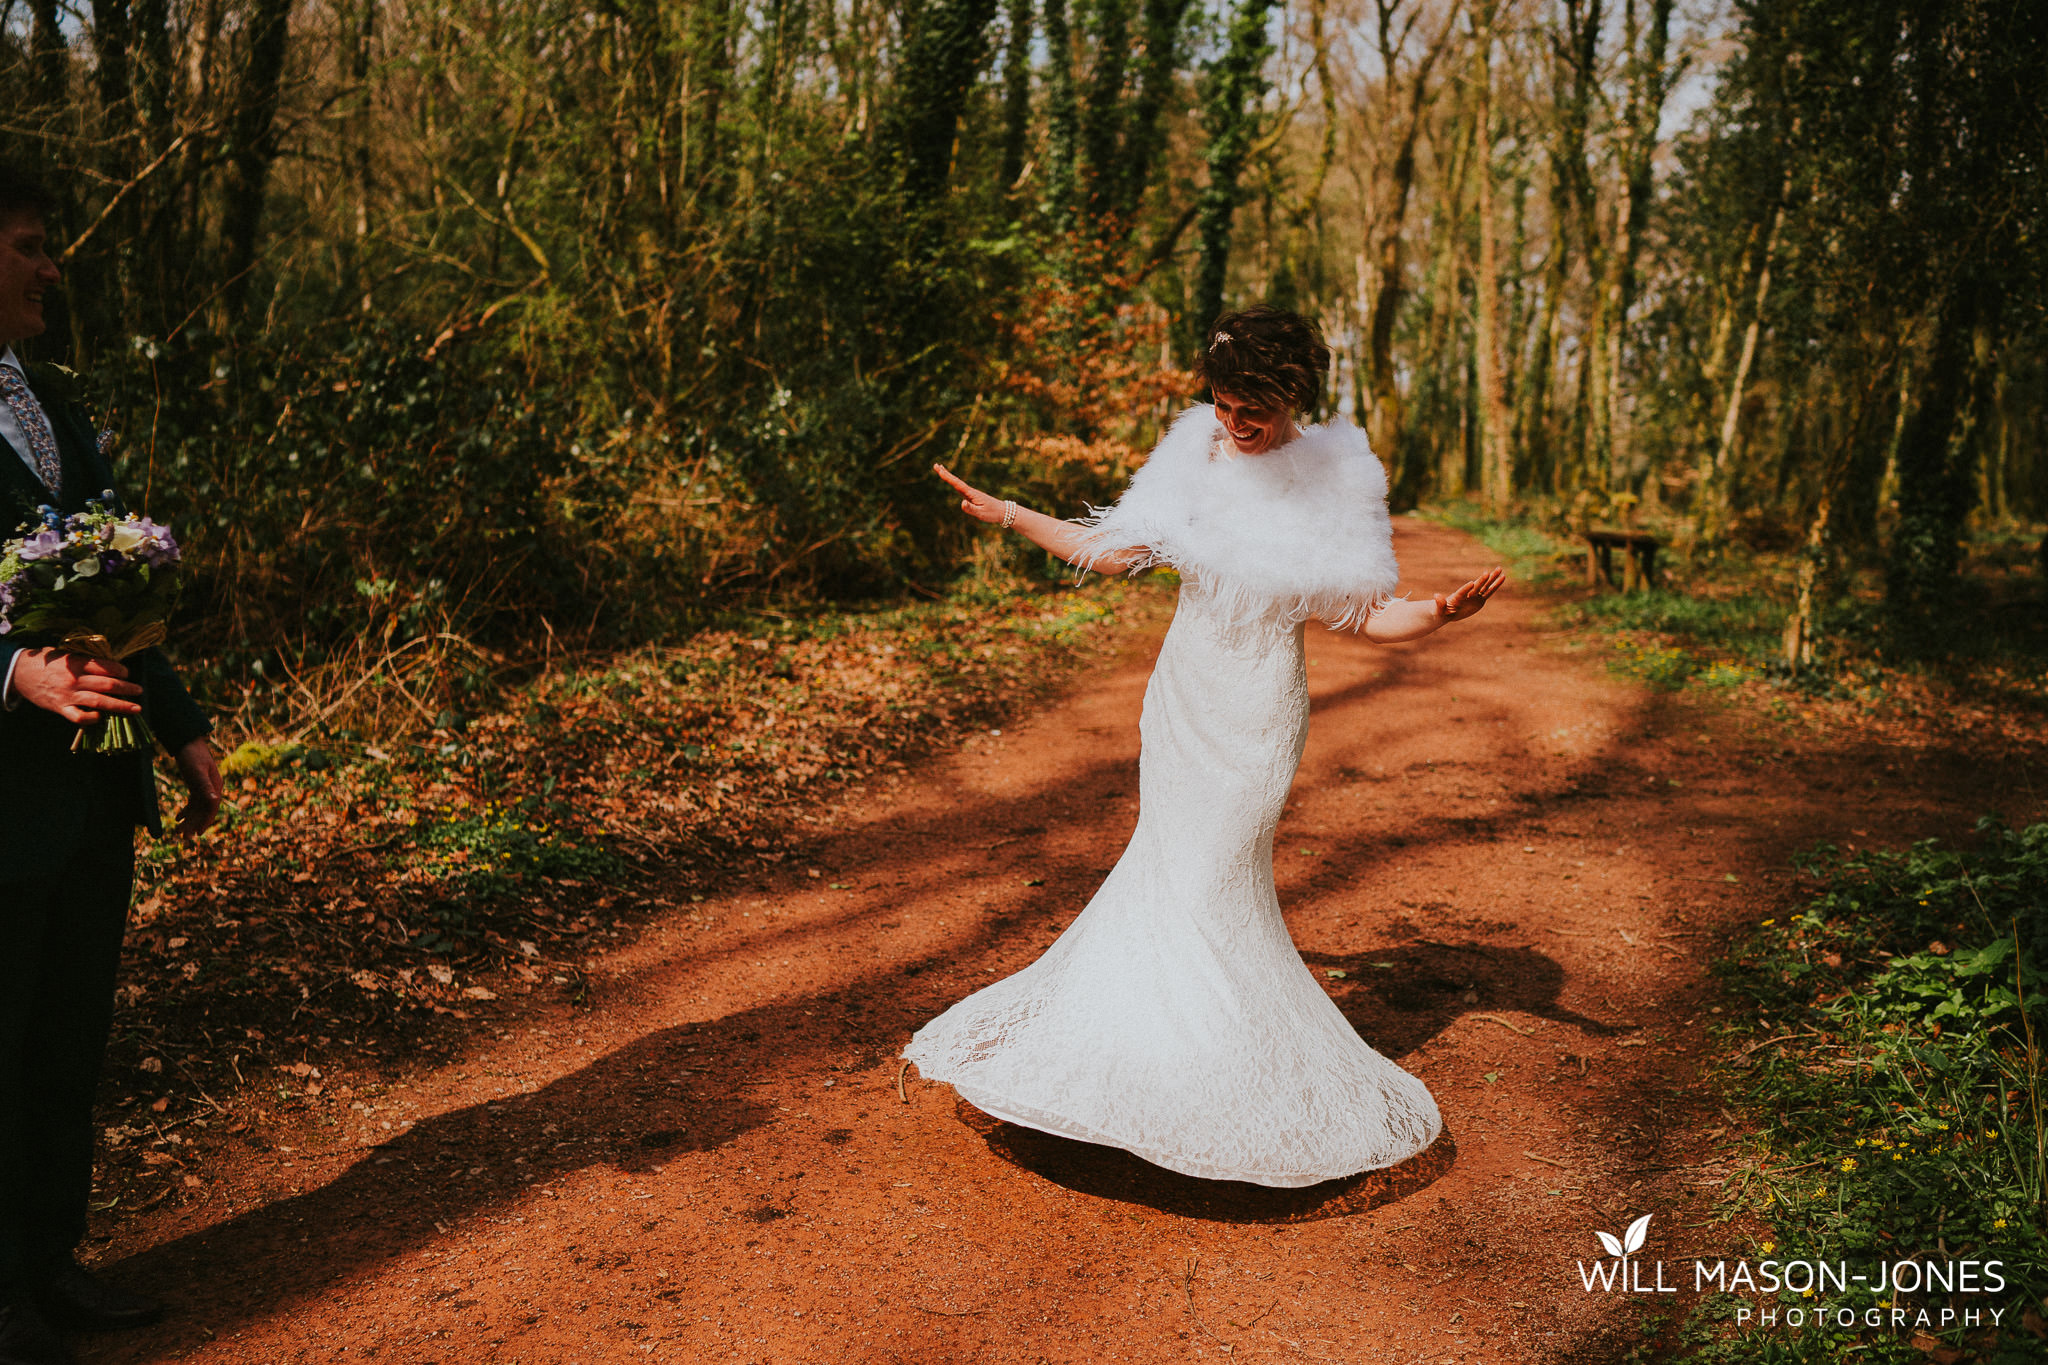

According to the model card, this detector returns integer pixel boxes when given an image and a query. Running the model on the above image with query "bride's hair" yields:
[1197,305,1330,414]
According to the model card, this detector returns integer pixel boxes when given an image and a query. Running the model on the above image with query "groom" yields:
[0,163,222,1364]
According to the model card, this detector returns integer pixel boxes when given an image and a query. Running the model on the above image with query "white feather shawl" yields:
[1071,405,1400,630]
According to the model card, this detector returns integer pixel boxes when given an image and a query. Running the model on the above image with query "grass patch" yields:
[1570,589,1787,662]
[1422,500,1785,692]
[1415,502,1577,583]
[1424,501,2048,722]
[1675,821,2048,1363]
[1567,590,1786,691]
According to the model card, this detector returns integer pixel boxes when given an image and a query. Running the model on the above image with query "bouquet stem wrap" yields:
[60,621,167,754]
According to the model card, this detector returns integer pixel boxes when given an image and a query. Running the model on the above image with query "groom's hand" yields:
[172,738,224,841]
[9,649,144,723]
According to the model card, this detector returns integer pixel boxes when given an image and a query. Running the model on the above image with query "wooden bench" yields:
[1584,528,1661,592]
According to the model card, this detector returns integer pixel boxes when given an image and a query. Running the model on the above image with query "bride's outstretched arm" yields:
[933,463,1150,574]
[1361,567,1506,643]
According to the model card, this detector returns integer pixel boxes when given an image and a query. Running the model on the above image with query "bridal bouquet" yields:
[0,494,182,753]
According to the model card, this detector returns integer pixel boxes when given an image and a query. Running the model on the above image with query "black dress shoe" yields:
[29,1262,162,1333]
[0,1300,74,1365]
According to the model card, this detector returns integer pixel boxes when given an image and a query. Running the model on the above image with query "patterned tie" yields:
[0,363,63,497]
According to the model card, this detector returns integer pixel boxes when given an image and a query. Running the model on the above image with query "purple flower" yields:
[17,529,64,562]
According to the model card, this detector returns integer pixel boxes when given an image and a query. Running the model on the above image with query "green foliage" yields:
[1566,591,1782,691]
[1570,590,1785,655]
[889,0,1004,201]
[218,740,334,778]
[12,0,2040,727]
[1602,637,1755,691]
[415,806,622,915]
[1682,821,2048,1362]
[1660,0,2048,644]
[1417,503,1573,582]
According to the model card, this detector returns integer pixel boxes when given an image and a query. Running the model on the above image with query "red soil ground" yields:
[76,519,2027,1364]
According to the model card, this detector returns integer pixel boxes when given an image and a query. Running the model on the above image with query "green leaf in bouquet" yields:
[74,577,118,606]
[11,605,61,633]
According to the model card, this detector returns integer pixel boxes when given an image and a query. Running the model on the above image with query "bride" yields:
[904,305,1504,1188]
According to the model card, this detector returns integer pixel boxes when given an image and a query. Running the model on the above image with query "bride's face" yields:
[1213,392,1296,455]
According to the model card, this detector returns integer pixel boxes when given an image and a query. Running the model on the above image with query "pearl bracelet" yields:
[1001,500,1018,530]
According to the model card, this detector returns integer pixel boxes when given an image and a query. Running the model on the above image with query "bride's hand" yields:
[934,463,1009,525]
[1435,567,1506,622]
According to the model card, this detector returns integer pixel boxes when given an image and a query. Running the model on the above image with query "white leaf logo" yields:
[1623,1214,1652,1255]
[1594,1230,1625,1258]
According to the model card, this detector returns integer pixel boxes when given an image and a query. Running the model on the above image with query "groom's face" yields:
[0,212,60,348]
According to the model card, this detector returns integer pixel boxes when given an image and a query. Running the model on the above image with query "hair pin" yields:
[1209,331,1232,351]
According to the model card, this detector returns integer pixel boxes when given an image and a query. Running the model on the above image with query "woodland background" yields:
[6,12,2047,1350]
[2,0,2045,730]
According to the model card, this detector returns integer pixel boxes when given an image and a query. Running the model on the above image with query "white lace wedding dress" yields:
[901,408,1444,1188]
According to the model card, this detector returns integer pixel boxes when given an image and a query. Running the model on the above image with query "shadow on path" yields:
[92,670,1645,1344]
[953,1099,1459,1224]
[1310,940,1634,1058]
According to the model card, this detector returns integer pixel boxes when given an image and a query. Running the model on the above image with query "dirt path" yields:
[80,519,2022,1365]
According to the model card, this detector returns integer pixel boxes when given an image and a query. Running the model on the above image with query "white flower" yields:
[109,523,146,553]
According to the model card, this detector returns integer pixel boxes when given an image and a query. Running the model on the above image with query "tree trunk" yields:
[1518,227,1565,493]
[1589,0,1674,488]
[1189,0,1275,344]
[1080,0,1133,227]
[1781,483,1836,675]
[25,0,66,114]
[344,0,378,313]
[89,0,134,133]
[1886,279,1997,640]
[218,0,295,322]
[1546,0,1602,487]
[1471,3,1514,512]
[890,0,1002,203]
[1361,1,1457,465]
[689,0,737,196]
[1116,0,1195,225]
[1782,347,1907,672]
[998,0,1035,200]
[134,0,175,145]
[1697,186,1786,541]
[1040,0,1080,233]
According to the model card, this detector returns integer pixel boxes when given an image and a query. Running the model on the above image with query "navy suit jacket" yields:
[0,364,210,875]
